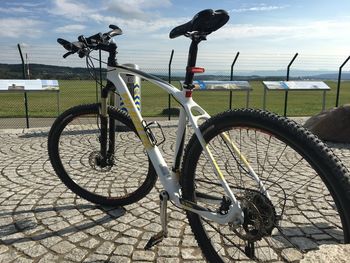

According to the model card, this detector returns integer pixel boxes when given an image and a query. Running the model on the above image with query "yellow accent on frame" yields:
[221,132,250,167]
[205,145,225,181]
[120,93,152,149]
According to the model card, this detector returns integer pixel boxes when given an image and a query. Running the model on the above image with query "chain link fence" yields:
[0,43,349,128]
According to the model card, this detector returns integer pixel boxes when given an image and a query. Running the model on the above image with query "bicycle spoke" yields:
[265,157,304,192]
[201,217,251,259]
[187,119,347,262]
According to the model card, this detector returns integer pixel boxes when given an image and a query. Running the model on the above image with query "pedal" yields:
[144,191,169,250]
[144,231,166,250]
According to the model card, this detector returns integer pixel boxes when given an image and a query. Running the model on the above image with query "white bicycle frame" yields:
[107,64,269,225]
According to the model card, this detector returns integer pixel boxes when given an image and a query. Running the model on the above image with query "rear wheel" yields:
[48,103,157,206]
[181,109,350,262]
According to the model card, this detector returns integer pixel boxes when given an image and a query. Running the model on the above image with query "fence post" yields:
[168,49,174,120]
[229,52,240,109]
[336,55,350,107]
[284,52,298,117]
[17,43,30,128]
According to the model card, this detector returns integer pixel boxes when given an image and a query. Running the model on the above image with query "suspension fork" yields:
[108,91,117,157]
[99,81,116,164]
[99,87,109,161]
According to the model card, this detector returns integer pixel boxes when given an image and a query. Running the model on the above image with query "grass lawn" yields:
[0,79,349,118]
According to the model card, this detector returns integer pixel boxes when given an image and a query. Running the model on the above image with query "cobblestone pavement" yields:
[0,121,349,263]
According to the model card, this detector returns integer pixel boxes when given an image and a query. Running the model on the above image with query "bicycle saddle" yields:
[169,9,229,39]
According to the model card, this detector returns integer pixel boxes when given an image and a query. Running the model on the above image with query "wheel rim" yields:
[55,111,151,202]
[191,126,344,262]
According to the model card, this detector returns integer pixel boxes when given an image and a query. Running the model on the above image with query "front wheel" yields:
[48,103,157,206]
[181,109,350,262]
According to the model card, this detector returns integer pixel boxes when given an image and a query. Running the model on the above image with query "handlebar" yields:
[57,25,122,58]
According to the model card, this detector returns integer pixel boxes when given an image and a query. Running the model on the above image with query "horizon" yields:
[2,62,350,80]
[0,1,350,74]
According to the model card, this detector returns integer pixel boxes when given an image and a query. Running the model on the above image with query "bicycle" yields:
[48,9,350,262]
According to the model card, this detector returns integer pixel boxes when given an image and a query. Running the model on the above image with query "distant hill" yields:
[0,63,96,80]
[1,63,349,81]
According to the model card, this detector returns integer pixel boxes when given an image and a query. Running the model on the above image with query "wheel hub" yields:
[88,151,114,172]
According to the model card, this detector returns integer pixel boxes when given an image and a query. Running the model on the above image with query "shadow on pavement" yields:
[0,203,125,245]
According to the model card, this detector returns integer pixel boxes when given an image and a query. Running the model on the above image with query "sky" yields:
[0,0,350,73]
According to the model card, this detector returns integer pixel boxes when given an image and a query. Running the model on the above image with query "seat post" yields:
[184,39,201,87]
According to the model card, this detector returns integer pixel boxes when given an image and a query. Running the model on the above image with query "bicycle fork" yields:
[97,83,116,168]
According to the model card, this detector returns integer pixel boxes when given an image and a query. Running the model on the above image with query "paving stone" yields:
[40,236,63,248]
[157,258,180,263]
[115,236,138,245]
[0,123,349,262]
[281,248,303,262]
[82,254,109,262]
[23,244,48,258]
[37,253,60,262]
[64,247,89,262]
[301,244,350,262]
[0,245,8,254]
[67,232,89,243]
[132,250,156,261]
[98,230,119,240]
[109,255,131,263]
[158,246,180,257]
[181,248,203,260]
[182,235,197,247]
[114,244,134,256]
[290,237,318,250]
[0,250,20,262]
[95,241,115,254]
[50,240,75,254]
[10,256,33,263]
[80,238,100,249]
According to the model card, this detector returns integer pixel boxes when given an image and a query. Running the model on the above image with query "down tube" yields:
[108,69,182,202]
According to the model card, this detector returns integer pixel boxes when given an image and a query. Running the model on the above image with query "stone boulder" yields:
[300,244,350,262]
[303,105,350,143]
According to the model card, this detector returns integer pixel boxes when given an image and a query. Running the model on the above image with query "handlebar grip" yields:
[57,38,73,51]
[108,25,123,37]
[57,38,84,52]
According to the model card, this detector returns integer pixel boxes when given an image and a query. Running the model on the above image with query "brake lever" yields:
[63,51,74,58]
[57,38,74,52]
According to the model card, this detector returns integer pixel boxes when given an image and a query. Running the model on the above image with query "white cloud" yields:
[0,7,32,13]
[213,19,350,42]
[231,5,288,13]
[0,18,42,38]
[49,0,93,21]
[55,24,86,33]
[50,0,172,22]
[8,2,44,8]
[90,14,186,33]
[49,0,180,36]
[106,0,172,19]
